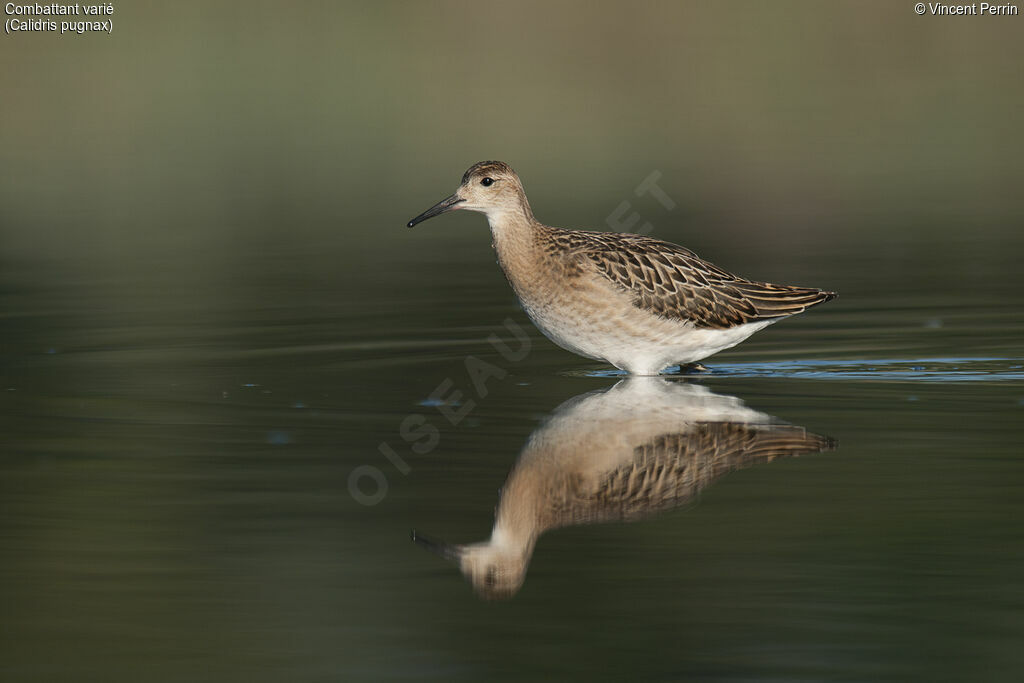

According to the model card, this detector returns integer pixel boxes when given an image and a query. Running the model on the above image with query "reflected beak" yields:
[406,194,464,228]
[411,529,462,562]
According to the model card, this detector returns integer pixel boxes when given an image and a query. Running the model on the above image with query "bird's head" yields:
[407,160,531,228]
[411,530,530,600]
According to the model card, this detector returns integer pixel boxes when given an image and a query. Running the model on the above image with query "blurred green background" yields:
[3,2,1024,682]
[2,1,1022,262]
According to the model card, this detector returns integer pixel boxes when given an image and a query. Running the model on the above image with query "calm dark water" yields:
[3,2,1023,679]
[2,233,1023,682]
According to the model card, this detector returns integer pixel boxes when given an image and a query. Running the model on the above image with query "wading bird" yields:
[408,162,835,374]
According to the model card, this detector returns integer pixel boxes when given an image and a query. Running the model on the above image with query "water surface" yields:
[2,234,1023,682]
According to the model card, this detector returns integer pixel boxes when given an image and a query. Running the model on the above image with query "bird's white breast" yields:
[521,286,774,375]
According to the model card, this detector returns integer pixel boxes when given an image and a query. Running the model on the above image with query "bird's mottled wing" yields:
[543,423,835,530]
[548,230,835,329]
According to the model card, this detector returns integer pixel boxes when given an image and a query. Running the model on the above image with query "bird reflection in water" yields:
[413,378,836,600]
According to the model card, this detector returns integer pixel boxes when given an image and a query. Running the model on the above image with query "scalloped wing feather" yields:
[543,423,836,530]
[547,229,836,329]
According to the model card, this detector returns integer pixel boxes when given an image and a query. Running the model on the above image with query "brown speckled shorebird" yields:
[412,379,836,599]
[407,161,836,375]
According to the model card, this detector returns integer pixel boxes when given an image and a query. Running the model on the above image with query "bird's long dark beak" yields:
[407,194,464,228]
[411,529,462,562]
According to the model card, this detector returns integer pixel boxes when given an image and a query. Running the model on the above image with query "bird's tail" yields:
[733,282,837,320]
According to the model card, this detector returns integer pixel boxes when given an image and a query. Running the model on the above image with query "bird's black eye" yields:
[481,177,494,187]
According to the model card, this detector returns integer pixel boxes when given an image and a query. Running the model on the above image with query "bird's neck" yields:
[487,462,549,559]
[488,521,537,561]
[486,208,543,276]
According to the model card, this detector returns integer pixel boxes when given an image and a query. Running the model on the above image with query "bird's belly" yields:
[521,291,774,375]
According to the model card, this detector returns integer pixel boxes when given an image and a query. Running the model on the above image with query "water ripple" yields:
[565,357,1024,382]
